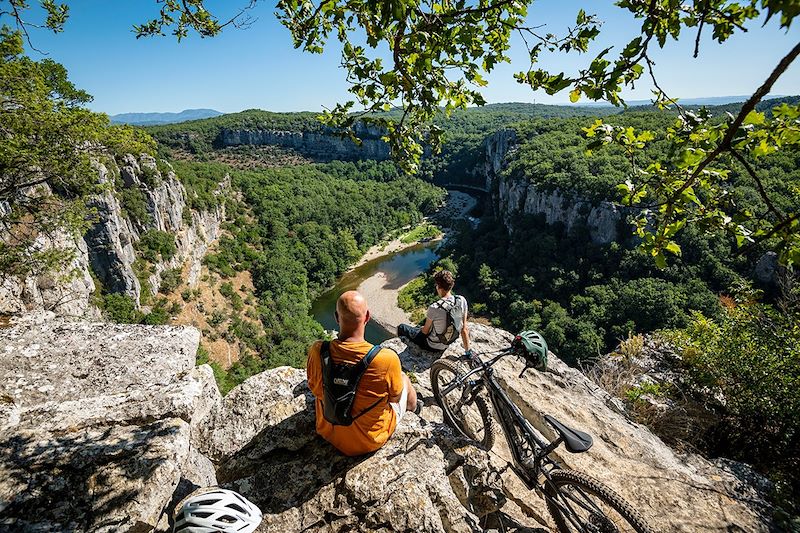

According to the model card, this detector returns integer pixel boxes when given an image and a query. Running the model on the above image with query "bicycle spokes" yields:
[549,483,632,533]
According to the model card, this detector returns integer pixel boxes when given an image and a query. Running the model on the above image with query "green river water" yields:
[310,242,439,342]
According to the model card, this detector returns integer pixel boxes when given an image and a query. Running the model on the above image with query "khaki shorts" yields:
[389,379,409,421]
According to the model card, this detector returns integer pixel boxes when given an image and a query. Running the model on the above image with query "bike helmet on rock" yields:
[512,330,548,370]
[174,488,263,533]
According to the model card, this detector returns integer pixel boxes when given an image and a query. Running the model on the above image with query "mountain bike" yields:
[430,334,655,533]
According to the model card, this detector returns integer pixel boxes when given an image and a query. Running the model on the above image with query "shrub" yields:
[669,300,800,506]
[142,298,172,325]
[137,230,177,263]
[209,310,226,327]
[397,276,432,323]
[132,259,152,306]
[120,187,152,226]
[159,267,182,293]
[139,163,162,188]
[100,293,142,324]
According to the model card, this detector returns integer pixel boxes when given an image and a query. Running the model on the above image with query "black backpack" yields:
[319,341,384,426]
[430,295,465,345]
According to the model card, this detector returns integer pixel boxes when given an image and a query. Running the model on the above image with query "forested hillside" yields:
[173,160,443,391]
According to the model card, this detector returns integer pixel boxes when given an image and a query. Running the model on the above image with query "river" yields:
[310,242,440,342]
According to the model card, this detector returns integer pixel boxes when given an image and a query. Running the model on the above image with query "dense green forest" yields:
[146,103,617,158]
[174,159,444,391]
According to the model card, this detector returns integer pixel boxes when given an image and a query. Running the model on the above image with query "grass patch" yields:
[400,223,441,244]
[398,276,433,323]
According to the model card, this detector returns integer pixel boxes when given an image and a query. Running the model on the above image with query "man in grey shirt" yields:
[398,270,471,355]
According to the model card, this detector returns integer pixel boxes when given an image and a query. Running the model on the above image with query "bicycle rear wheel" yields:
[544,469,654,533]
[430,357,495,450]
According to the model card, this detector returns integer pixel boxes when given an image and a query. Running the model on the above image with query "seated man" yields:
[398,270,470,355]
[306,290,417,456]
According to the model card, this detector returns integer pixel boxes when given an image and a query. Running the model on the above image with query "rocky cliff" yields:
[0,316,773,532]
[0,153,226,317]
[479,129,633,245]
[219,122,390,161]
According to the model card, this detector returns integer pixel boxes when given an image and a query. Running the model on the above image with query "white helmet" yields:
[174,488,263,533]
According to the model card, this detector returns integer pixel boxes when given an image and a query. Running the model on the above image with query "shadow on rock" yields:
[0,419,184,531]
[216,407,370,515]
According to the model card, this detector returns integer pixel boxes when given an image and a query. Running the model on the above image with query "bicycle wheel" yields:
[544,469,654,533]
[430,357,495,450]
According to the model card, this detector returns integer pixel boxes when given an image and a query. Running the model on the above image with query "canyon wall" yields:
[0,154,226,317]
[218,122,390,161]
[477,128,633,245]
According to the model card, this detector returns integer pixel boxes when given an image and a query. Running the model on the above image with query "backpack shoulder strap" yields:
[350,345,388,421]
[352,344,382,375]
[319,340,332,369]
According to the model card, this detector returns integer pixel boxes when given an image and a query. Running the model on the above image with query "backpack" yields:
[319,341,384,426]
[430,295,465,346]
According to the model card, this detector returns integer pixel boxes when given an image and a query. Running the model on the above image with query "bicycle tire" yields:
[430,357,496,450]
[544,469,654,533]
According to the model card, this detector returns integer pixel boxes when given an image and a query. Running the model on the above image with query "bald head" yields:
[336,291,369,335]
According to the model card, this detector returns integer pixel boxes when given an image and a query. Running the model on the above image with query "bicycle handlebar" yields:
[463,345,540,380]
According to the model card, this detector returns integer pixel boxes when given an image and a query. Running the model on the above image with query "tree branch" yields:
[660,39,800,235]
[730,148,784,219]
[738,212,800,256]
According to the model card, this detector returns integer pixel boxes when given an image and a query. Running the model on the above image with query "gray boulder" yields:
[0,313,219,532]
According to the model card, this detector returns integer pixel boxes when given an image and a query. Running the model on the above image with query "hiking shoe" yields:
[413,398,424,416]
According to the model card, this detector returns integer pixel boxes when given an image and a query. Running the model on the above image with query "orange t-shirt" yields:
[306,339,404,456]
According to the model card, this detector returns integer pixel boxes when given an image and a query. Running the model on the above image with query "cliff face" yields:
[479,129,632,245]
[219,122,390,161]
[0,153,226,317]
[0,227,98,319]
[0,317,773,532]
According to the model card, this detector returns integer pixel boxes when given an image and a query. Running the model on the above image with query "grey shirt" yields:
[426,295,468,351]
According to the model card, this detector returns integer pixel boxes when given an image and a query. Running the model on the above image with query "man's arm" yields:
[306,342,322,399]
[385,350,405,403]
[421,317,433,335]
[461,308,470,351]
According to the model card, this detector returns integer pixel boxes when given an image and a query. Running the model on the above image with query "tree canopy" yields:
[3,0,799,267]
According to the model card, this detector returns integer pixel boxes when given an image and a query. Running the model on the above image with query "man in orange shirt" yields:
[306,290,418,456]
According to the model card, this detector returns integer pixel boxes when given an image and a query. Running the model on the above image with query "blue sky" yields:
[21,1,800,115]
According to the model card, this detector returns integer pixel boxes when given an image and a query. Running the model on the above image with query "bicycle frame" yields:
[438,350,653,532]
[442,350,567,490]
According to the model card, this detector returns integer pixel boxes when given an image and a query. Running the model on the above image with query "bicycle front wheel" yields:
[544,469,654,533]
[430,357,495,450]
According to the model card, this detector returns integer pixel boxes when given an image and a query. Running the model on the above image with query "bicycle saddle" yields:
[544,414,593,453]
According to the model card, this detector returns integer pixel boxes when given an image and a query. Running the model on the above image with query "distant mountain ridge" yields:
[109,108,223,126]
[583,94,786,107]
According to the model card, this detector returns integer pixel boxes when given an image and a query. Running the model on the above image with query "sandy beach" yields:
[348,190,477,272]
[357,272,410,333]
[354,190,478,333]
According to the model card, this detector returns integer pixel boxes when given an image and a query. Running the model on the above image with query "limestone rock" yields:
[0,229,98,319]
[7,153,227,316]
[476,128,634,245]
[210,366,506,533]
[84,160,141,302]
[0,313,774,532]
[0,314,218,532]
[199,323,771,532]
[427,324,772,532]
[754,251,781,285]
[219,122,390,161]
